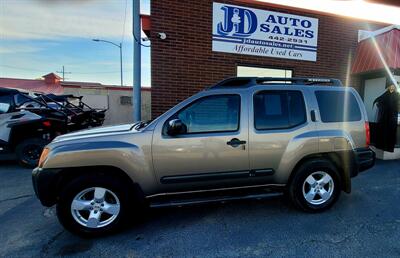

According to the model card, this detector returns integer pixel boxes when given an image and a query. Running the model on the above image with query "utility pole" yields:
[133,0,141,122]
[56,66,72,81]
[119,42,123,87]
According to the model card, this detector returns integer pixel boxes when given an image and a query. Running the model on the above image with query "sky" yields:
[0,0,151,86]
[0,0,399,87]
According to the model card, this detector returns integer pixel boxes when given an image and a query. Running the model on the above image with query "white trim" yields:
[358,25,400,42]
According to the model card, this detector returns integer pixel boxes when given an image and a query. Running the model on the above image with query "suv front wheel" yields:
[56,174,133,237]
[289,159,341,212]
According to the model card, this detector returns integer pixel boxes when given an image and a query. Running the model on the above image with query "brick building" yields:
[149,0,393,118]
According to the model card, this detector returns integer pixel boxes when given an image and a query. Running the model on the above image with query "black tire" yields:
[288,159,341,213]
[56,174,138,237]
[15,138,48,168]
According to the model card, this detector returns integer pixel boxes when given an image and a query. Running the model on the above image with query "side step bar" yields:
[149,192,283,208]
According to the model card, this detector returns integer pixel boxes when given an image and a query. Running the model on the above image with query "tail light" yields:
[42,121,51,127]
[365,122,370,147]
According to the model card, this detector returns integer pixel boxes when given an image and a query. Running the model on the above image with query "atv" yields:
[0,88,106,167]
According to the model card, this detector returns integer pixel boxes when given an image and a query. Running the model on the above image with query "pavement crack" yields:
[40,230,64,256]
[298,223,367,247]
[328,223,366,244]
[0,194,33,204]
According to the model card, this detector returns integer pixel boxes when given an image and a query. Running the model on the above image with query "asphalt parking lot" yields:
[0,160,399,257]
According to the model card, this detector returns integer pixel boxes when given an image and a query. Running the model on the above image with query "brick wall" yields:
[150,0,384,118]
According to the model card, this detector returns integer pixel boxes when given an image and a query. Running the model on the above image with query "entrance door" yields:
[152,93,249,191]
[363,77,386,122]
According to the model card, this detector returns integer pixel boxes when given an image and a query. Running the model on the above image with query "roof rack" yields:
[209,77,343,89]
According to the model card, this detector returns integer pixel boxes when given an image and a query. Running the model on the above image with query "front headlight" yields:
[38,147,50,168]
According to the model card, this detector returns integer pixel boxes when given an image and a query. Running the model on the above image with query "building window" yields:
[120,96,132,106]
[237,66,293,78]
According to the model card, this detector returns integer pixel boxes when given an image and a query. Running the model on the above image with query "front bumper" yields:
[32,167,62,207]
[355,147,376,173]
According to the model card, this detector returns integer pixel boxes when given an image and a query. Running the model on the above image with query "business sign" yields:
[212,3,319,61]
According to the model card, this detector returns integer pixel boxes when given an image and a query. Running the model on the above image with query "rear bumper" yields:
[355,147,375,173]
[32,167,61,207]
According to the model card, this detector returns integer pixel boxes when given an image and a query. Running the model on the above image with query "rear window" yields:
[315,91,361,122]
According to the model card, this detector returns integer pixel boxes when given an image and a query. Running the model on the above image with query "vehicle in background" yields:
[32,77,375,236]
[0,88,106,167]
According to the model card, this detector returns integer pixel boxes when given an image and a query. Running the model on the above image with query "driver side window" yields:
[172,94,240,134]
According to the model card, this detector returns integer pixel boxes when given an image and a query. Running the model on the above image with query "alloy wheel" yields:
[71,187,121,229]
[302,171,334,205]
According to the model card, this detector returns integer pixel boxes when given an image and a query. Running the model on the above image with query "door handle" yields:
[227,138,247,147]
[310,110,317,122]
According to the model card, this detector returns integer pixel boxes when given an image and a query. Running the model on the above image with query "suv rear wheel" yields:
[289,159,341,212]
[56,174,134,237]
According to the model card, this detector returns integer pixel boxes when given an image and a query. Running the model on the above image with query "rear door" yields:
[248,88,316,182]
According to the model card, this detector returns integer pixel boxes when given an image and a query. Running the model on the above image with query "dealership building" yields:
[148,0,399,116]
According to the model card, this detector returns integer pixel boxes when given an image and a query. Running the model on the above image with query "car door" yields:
[249,88,317,183]
[152,92,250,192]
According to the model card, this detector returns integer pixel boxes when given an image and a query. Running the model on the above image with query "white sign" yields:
[212,2,319,61]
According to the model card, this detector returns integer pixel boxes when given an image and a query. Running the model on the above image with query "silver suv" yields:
[32,77,375,236]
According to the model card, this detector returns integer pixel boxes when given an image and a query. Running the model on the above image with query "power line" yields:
[133,33,151,47]
[131,0,151,49]
[122,0,150,48]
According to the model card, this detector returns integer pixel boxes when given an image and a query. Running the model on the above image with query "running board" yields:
[149,192,283,208]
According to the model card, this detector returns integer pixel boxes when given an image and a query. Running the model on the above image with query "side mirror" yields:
[0,103,11,114]
[167,119,187,136]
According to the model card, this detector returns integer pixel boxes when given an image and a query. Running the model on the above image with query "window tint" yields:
[315,91,361,122]
[176,95,240,133]
[254,91,306,130]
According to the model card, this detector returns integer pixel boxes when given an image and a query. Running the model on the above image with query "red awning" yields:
[351,28,400,74]
[366,0,400,7]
